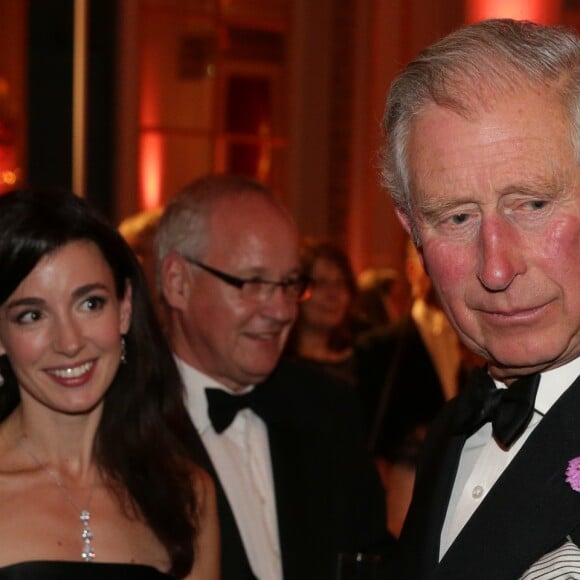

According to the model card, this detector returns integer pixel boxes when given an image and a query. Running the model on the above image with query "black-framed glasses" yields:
[182,256,311,302]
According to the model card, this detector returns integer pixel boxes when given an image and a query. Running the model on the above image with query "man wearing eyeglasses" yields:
[155,174,388,580]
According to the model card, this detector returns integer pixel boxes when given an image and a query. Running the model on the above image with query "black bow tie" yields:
[205,387,263,434]
[454,367,540,448]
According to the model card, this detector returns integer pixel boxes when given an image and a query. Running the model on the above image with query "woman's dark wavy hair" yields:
[0,189,200,577]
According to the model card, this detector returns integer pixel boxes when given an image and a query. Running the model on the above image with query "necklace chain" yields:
[17,435,97,562]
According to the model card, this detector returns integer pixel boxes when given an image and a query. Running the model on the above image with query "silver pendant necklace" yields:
[17,436,97,562]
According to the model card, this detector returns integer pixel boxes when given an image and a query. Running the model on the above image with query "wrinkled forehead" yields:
[406,86,576,218]
[423,68,558,122]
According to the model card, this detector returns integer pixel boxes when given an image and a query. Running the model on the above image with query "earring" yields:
[0,371,4,388]
[120,336,127,365]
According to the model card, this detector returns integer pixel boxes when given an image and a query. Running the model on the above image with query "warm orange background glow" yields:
[466,0,561,24]
[140,132,163,209]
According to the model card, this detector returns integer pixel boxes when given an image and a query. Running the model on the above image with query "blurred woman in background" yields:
[284,238,358,386]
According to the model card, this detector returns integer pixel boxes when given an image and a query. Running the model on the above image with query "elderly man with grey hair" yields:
[382,19,580,580]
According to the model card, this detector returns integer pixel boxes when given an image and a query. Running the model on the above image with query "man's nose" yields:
[477,215,526,291]
[260,284,298,322]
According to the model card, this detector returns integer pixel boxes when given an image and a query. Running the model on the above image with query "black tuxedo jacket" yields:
[355,316,446,460]
[192,358,389,580]
[391,375,580,580]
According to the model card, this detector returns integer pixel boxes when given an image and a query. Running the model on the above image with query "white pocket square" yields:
[520,539,580,579]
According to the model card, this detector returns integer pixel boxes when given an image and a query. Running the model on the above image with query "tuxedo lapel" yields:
[258,363,359,579]
[268,421,312,578]
[436,377,580,580]
[258,369,322,579]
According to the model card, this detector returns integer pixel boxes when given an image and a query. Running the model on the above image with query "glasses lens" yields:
[240,277,311,302]
[240,280,268,301]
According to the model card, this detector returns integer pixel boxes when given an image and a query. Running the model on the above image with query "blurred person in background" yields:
[284,238,359,386]
[119,208,164,324]
[356,240,467,537]
[355,267,409,330]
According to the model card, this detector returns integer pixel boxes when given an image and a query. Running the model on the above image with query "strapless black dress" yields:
[0,561,175,579]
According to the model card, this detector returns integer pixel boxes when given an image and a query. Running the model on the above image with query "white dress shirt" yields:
[175,356,283,580]
[440,357,580,559]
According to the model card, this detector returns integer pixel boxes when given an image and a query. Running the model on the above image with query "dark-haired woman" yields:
[0,189,219,579]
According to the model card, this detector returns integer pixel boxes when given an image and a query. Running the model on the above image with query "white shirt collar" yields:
[174,355,255,434]
[535,357,580,415]
[493,357,580,416]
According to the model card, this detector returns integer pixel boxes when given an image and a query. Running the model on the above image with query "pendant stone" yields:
[80,510,95,562]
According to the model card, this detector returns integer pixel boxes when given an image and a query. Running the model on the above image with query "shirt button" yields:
[472,485,484,499]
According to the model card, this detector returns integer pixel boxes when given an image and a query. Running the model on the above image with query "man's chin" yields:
[238,364,279,387]
[487,351,565,379]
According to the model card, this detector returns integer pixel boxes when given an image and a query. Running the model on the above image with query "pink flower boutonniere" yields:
[566,457,580,492]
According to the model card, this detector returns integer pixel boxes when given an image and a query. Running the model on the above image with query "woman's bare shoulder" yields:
[189,465,216,515]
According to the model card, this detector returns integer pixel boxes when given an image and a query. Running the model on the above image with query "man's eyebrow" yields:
[414,176,563,220]
[415,198,476,222]
[497,181,562,198]
[237,268,302,279]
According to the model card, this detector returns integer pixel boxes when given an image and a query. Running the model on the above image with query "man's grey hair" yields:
[381,18,580,231]
[155,174,278,285]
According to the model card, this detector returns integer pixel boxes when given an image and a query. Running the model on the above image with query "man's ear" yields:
[161,252,192,311]
[396,207,426,258]
[395,207,414,238]
[397,208,429,272]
